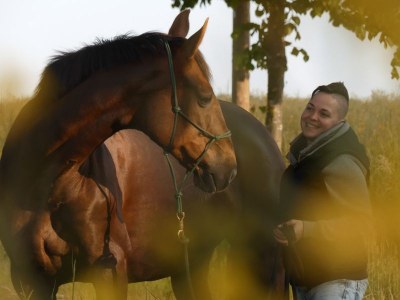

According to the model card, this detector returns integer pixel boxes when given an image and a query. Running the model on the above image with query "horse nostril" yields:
[229,167,237,183]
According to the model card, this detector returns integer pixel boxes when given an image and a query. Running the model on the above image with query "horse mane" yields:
[34,32,212,103]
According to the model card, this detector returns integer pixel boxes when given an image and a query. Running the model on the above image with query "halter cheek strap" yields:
[162,40,231,220]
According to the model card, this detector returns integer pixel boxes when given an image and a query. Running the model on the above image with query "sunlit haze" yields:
[0,0,398,99]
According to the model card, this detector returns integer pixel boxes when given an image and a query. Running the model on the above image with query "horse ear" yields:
[169,10,190,38]
[182,18,208,59]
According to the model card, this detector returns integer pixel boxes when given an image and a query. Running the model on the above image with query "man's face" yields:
[300,92,344,141]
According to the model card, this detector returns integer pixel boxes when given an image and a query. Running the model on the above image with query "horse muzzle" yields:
[194,163,237,193]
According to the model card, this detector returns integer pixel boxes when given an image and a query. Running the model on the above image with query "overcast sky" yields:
[1,0,399,99]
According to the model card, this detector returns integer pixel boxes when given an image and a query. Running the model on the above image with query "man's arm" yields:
[302,154,372,241]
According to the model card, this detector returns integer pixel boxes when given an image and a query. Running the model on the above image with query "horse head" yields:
[0,11,236,197]
[132,11,237,193]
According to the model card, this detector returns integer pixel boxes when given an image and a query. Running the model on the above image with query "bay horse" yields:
[0,10,285,300]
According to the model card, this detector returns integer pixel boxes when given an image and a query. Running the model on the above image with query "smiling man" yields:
[274,82,372,299]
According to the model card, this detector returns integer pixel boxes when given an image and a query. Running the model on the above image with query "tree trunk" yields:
[232,0,250,111]
[265,1,287,150]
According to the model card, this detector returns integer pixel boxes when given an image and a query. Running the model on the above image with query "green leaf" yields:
[332,18,341,27]
[379,33,385,44]
[378,33,390,49]
[241,22,259,31]
[291,47,300,56]
[291,0,309,15]
[391,66,399,80]
[367,31,377,40]
[300,49,310,62]
[292,16,301,25]
[355,26,366,41]
[386,37,394,48]
[259,106,267,113]
[390,56,400,68]
[171,0,181,8]
[255,6,264,17]
[171,0,199,9]
[284,23,297,36]
[310,7,324,18]
[199,0,211,7]
[231,31,239,40]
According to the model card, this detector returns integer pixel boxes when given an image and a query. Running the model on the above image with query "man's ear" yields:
[181,18,208,59]
[168,10,190,38]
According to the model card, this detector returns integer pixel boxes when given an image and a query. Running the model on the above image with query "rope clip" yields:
[177,212,189,244]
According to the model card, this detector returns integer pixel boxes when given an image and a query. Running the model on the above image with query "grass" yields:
[1,92,400,299]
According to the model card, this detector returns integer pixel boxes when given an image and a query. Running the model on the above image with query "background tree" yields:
[232,1,250,111]
[172,0,400,149]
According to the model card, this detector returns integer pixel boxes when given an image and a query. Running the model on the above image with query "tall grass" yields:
[1,92,400,299]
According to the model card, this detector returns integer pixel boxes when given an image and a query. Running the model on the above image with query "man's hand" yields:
[273,219,304,246]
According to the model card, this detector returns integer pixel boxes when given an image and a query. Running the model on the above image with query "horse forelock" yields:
[33,32,212,103]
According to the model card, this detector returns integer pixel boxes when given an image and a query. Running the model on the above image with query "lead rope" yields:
[162,40,231,300]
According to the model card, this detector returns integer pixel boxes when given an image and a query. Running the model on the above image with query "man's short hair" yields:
[311,82,349,119]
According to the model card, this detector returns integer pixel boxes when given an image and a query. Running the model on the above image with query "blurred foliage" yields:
[0,99,28,156]
[172,0,400,79]
[1,92,400,298]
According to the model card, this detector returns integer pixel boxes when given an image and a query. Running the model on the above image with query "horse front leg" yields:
[226,233,286,300]
[70,210,129,299]
[90,241,128,300]
[171,249,214,300]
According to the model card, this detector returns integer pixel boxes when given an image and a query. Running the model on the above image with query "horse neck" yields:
[2,61,163,191]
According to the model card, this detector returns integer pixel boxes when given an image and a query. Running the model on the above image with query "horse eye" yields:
[199,94,213,107]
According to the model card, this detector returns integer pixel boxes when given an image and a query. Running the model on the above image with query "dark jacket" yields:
[280,121,371,288]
